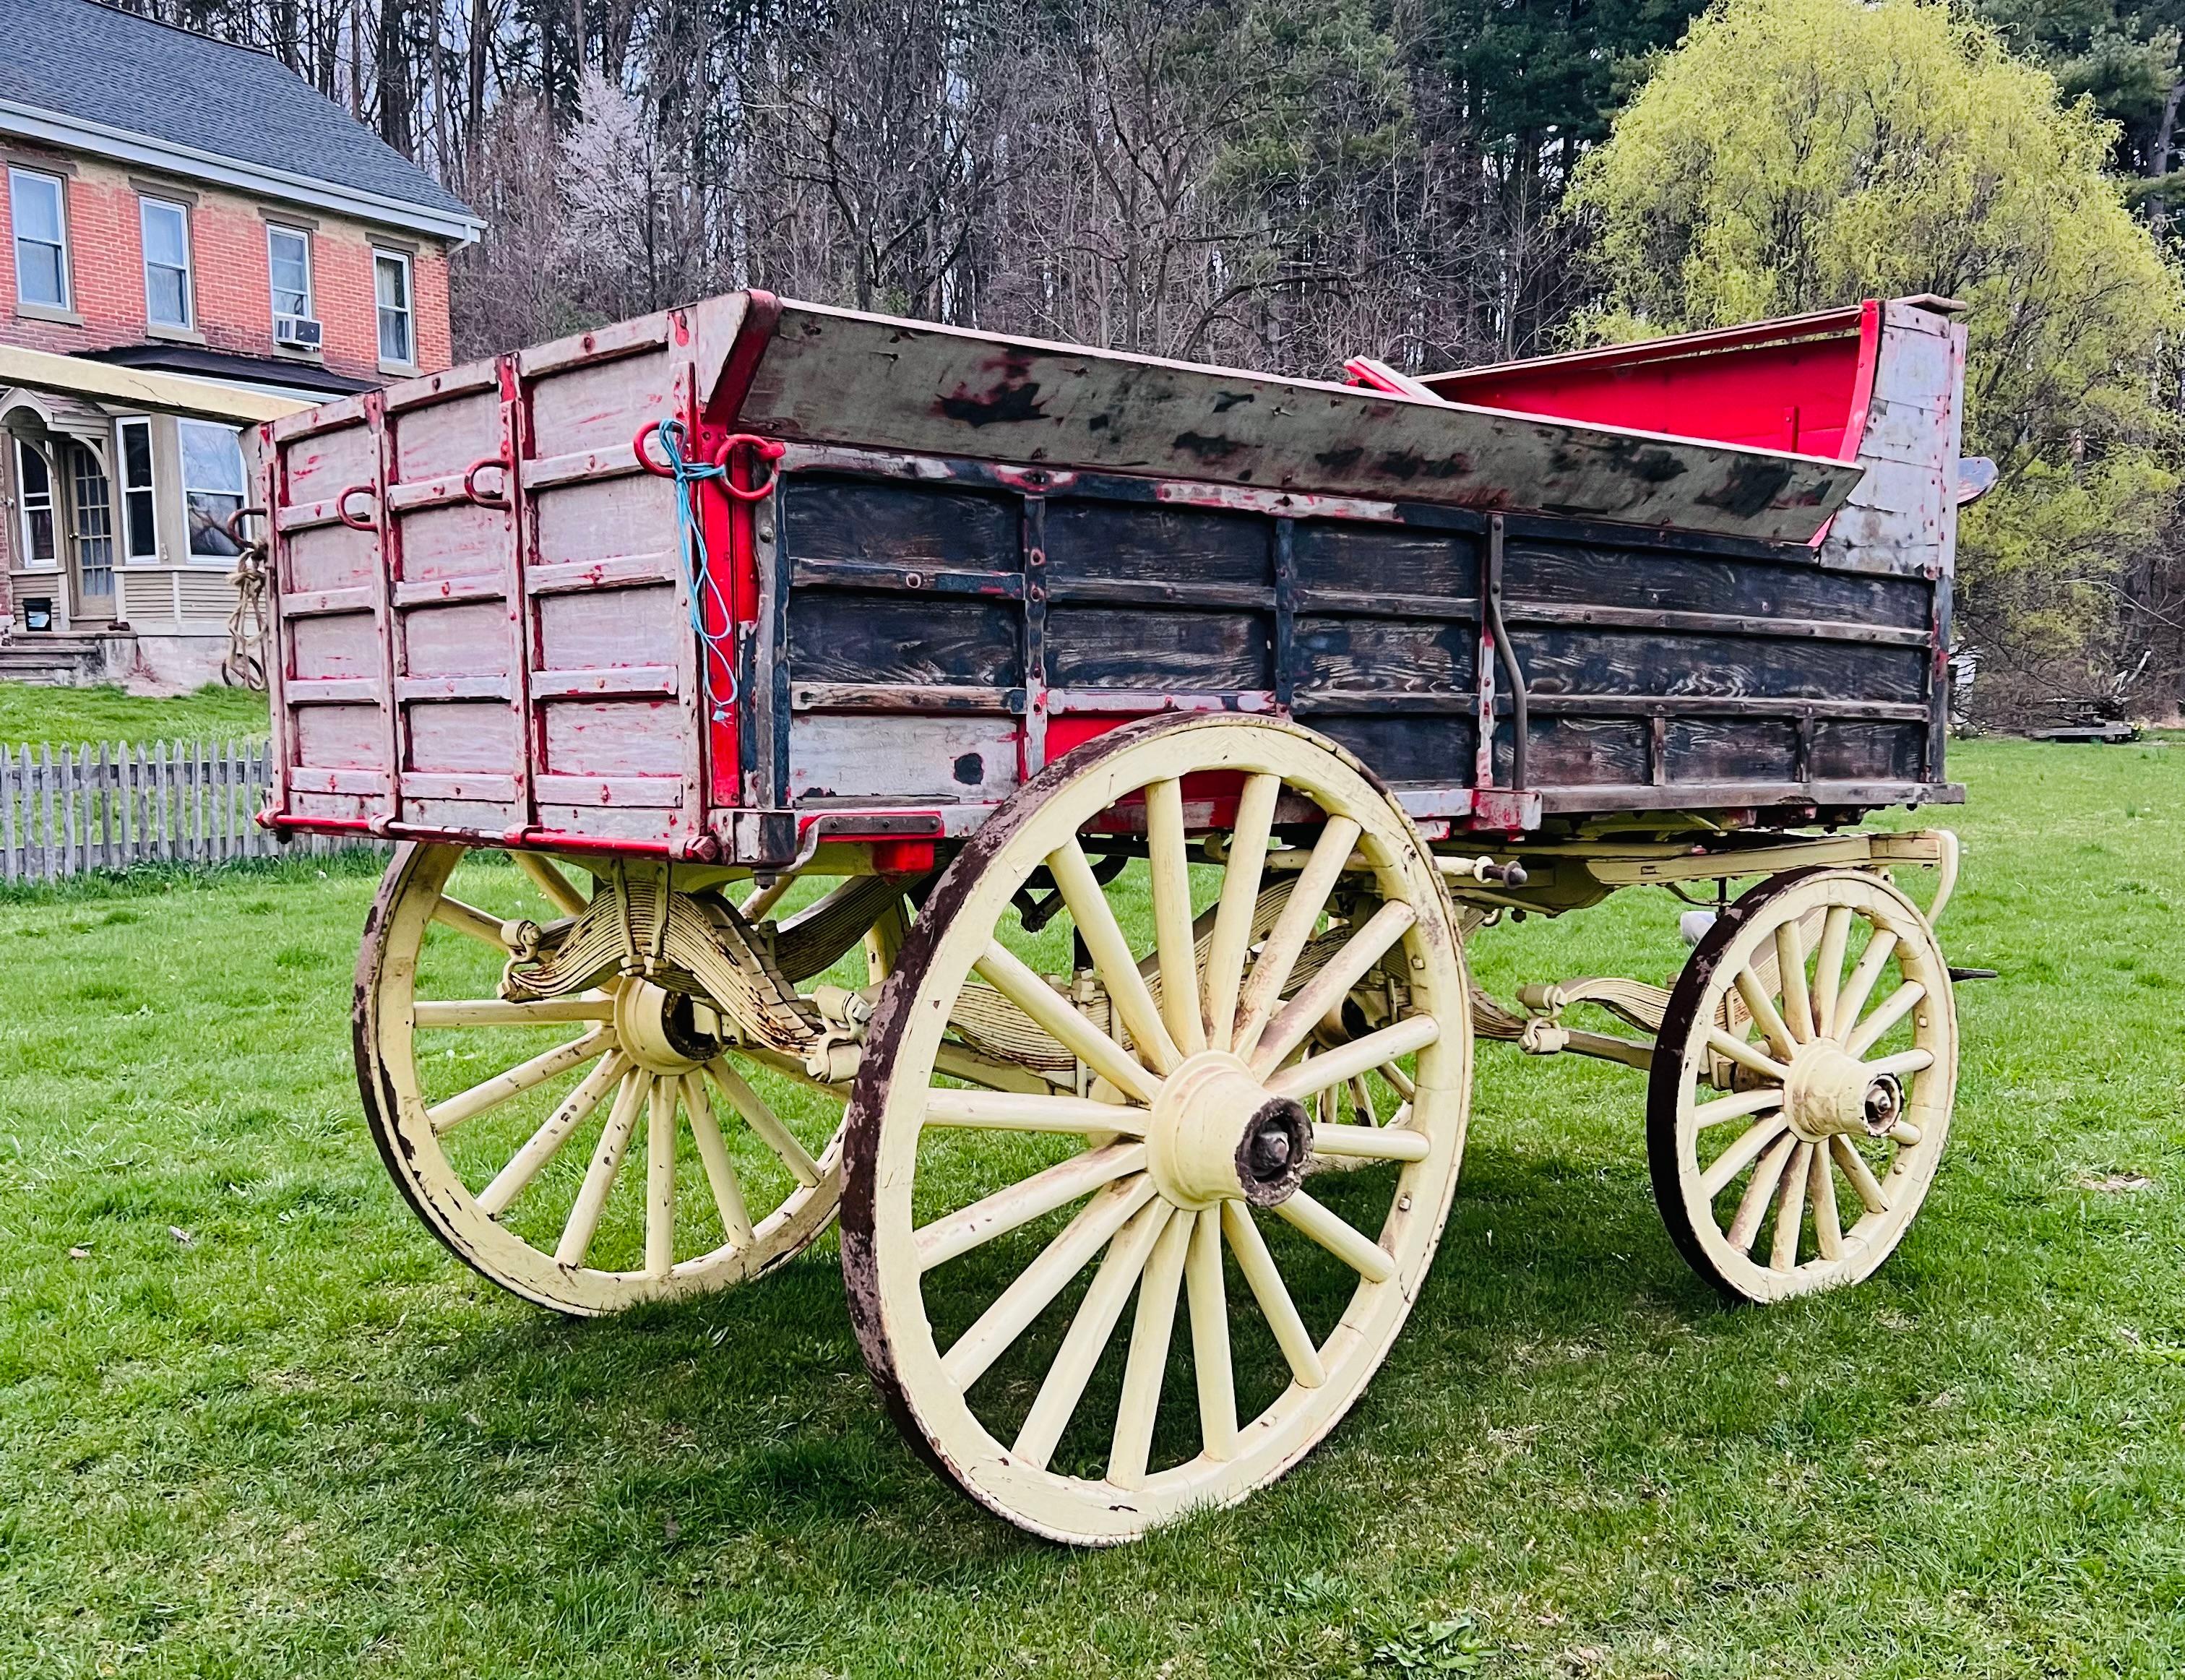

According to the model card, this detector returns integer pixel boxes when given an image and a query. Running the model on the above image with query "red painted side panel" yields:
[1420,302,1882,464]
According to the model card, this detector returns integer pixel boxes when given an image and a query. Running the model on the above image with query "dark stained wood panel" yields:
[789,590,1022,687]
[1663,718,1798,785]
[1044,500,1270,585]
[1503,538,1930,630]
[1045,607,1272,690]
[1293,617,1476,698]
[785,475,1020,569]
[1511,629,1927,705]
[1312,714,1478,785]
[1293,522,1477,598]
[1494,717,1650,787]
[1813,720,1926,782]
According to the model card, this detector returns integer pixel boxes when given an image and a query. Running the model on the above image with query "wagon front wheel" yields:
[356,844,868,1317]
[1647,866,1957,1303]
[841,715,1473,1545]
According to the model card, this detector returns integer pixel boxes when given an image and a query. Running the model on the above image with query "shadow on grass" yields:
[382,1133,1725,1560]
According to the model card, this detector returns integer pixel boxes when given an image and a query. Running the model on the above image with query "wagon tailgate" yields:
[261,305,735,846]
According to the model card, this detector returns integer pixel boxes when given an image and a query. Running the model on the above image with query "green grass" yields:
[0,681,270,750]
[3,738,2183,1677]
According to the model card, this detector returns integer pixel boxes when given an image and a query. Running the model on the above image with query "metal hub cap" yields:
[1783,1041,1898,1142]
[613,980,721,1074]
[1147,1051,1312,1209]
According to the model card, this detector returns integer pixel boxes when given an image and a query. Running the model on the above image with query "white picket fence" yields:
[1,738,364,885]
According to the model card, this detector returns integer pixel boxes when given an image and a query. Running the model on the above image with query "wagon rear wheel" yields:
[1647,866,1957,1303]
[840,715,1472,1545]
[356,844,874,1317]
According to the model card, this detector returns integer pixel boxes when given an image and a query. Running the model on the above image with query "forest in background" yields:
[103,0,2185,723]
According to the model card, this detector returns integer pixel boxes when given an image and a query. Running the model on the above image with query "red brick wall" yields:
[1,150,456,382]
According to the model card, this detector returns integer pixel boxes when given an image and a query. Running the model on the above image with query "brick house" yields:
[1,0,477,686]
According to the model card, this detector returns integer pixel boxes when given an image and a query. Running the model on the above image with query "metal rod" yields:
[1485,513,1528,791]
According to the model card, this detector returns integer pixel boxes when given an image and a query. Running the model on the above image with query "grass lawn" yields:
[0,681,270,751]
[2,737,2181,1677]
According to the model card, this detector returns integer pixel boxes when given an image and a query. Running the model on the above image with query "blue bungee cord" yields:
[655,418,741,720]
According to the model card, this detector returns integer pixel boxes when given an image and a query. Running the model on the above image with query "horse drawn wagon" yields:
[253,290,1978,1543]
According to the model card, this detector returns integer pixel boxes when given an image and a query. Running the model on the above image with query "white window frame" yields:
[374,247,415,368]
[178,418,246,565]
[116,415,159,564]
[140,195,194,329]
[9,166,70,312]
[14,439,59,571]
[267,223,313,325]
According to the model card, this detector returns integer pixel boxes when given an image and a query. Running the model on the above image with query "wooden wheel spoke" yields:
[1251,901,1420,1077]
[1770,1140,1811,1270]
[553,1069,645,1266]
[477,1049,629,1217]
[1692,1086,1784,1129]
[975,939,1161,1106]
[1185,1205,1237,1460]
[1220,1200,1326,1388]
[514,851,589,918]
[1144,778,1207,1057]
[1347,1074,1376,1127]
[1311,1121,1428,1163]
[1271,1188,1395,1283]
[1809,1140,1843,1260]
[1733,967,1798,1061]
[921,1090,1149,1136]
[426,1026,613,1134]
[1233,815,1363,1059]
[413,996,614,1028]
[915,1140,1149,1272]
[1863,1047,1934,1080]
[1811,904,1853,1039]
[704,1059,823,1187]
[431,893,520,950]
[1844,981,1926,1059]
[1012,1199,1175,1471]
[941,1177,1158,1391]
[683,1072,754,1248]
[1202,772,1283,1051]
[645,1077,678,1278]
[1725,1132,1796,1251]
[1831,1133,1890,1214]
[1267,1013,1437,1099]
[1049,837,1178,1074]
[1706,1027,1788,1085]
[1698,1113,1790,1199]
[1830,929,1900,1039]
[1776,919,1813,1043]
[1108,1199,1194,1488]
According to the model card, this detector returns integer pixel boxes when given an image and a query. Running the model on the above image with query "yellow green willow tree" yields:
[1569,0,2185,714]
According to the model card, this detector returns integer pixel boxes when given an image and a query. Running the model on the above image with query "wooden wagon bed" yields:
[254,292,1968,862]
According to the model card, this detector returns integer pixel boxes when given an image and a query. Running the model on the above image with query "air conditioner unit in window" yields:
[275,315,323,349]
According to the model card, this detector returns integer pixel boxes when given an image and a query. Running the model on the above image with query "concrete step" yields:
[0,637,113,686]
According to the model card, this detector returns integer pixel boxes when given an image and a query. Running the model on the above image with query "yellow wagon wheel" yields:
[1647,866,1957,1303]
[356,843,883,1317]
[840,715,1473,1545]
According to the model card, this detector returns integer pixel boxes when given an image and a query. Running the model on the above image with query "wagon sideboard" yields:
[254,293,1967,863]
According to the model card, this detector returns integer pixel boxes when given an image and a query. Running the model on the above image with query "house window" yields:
[269,224,311,320]
[9,168,69,310]
[374,249,414,366]
[116,417,158,562]
[141,197,193,329]
[14,440,58,569]
[179,420,245,560]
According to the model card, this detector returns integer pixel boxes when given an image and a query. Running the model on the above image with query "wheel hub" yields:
[1147,1051,1311,1209]
[1783,1041,1899,1142]
[613,980,722,1074]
